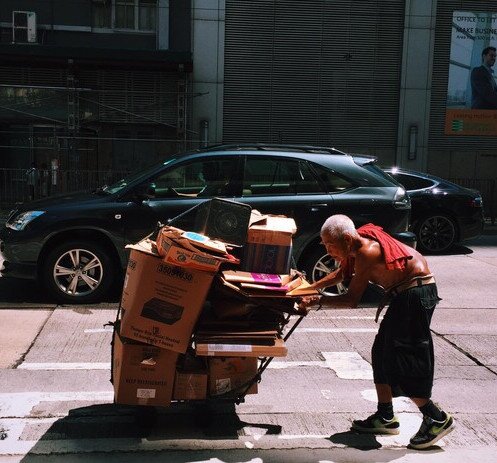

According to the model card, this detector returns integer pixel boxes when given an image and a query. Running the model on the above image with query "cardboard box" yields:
[120,241,215,353]
[242,215,297,274]
[208,357,258,396]
[195,337,288,358]
[173,370,208,400]
[156,231,225,272]
[112,328,178,407]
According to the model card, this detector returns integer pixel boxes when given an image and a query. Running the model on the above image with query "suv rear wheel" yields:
[42,240,116,304]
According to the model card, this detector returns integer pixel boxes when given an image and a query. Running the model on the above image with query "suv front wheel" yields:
[42,240,116,304]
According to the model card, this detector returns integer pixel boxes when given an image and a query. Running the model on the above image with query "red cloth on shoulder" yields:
[341,223,413,279]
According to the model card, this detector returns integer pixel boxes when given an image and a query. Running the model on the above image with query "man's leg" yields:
[351,383,399,434]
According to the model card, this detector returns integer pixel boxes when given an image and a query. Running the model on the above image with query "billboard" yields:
[445,11,497,136]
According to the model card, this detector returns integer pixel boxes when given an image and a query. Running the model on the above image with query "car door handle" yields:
[309,203,328,212]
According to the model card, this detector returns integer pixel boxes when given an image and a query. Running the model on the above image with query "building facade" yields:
[0,0,192,180]
[193,0,497,215]
[1,0,496,214]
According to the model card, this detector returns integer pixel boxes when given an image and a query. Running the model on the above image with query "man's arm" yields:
[299,253,371,311]
[308,267,344,291]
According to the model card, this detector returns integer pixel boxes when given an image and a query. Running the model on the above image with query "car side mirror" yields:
[134,182,155,201]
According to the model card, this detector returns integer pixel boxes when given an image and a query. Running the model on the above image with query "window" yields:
[243,157,325,196]
[139,0,156,31]
[115,0,135,29]
[92,0,111,28]
[152,158,237,198]
[115,0,156,31]
[393,173,435,191]
[312,164,354,193]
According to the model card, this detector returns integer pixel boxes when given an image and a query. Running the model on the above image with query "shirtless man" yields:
[299,214,454,450]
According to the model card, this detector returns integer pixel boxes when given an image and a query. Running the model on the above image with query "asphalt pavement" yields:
[0,222,496,462]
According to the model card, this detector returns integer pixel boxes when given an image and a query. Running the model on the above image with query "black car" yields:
[383,167,484,254]
[0,144,412,304]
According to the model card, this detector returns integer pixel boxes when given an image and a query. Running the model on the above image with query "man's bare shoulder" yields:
[356,237,383,261]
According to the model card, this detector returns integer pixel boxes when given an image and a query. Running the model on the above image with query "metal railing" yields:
[0,168,131,212]
[1,168,495,224]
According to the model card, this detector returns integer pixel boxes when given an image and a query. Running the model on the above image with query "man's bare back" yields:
[356,237,431,291]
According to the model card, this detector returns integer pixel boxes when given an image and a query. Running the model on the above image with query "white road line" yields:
[296,328,377,333]
[18,362,111,370]
[0,391,114,417]
[267,360,325,369]
[322,351,373,379]
[84,328,113,333]
[269,352,373,381]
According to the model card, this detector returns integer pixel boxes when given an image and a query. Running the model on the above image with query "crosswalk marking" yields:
[296,328,377,333]
[18,362,111,370]
[322,351,373,379]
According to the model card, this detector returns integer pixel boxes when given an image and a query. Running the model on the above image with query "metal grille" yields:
[78,69,180,125]
[223,0,404,153]
[0,66,67,87]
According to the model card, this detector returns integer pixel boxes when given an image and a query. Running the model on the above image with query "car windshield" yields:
[101,158,176,194]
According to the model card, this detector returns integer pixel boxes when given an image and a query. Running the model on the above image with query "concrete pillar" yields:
[397,0,437,171]
[191,0,225,146]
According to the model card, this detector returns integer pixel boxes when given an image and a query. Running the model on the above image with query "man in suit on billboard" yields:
[471,46,497,110]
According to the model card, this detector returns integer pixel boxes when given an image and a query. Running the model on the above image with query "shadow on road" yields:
[19,402,282,460]
[0,277,121,305]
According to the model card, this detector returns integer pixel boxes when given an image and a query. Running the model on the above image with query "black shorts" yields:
[371,283,441,398]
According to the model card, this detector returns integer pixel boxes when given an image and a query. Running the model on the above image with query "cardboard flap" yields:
[248,214,297,235]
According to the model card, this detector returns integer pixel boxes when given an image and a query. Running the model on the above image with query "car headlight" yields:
[6,211,45,231]
[393,187,411,209]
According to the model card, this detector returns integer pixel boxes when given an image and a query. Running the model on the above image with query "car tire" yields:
[414,214,457,254]
[299,245,348,295]
[42,240,116,304]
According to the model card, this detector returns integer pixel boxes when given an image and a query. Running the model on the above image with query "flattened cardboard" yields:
[222,270,295,286]
[217,275,315,299]
[208,357,258,396]
[112,329,178,407]
[120,245,215,353]
[156,232,226,272]
[195,337,287,357]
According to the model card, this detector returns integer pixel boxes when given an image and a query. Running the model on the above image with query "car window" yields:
[151,157,237,198]
[392,173,435,191]
[242,157,325,196]
[311,163,354,192]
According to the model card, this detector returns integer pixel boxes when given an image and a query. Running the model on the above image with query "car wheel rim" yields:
[418,216,456,252]
[53,248,103,297]
[311,253,347,296]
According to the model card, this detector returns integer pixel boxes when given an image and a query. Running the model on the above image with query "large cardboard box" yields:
[242,215,297,274]
[112,328,178,407]
[120,241,215,353]
[208,357,258,396]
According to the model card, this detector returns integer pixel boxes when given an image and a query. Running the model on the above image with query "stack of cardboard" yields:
[111,207,318,407]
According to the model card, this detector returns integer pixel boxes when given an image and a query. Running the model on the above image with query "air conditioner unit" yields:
[12,11,37,44]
